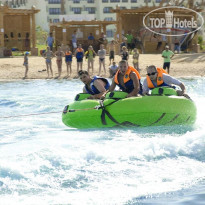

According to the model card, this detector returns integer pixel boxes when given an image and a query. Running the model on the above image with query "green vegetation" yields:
[198,36,205,50]
[36,26,48,56]
[36,26,48,45]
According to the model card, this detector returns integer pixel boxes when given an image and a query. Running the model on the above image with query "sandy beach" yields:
[0,53,205,80]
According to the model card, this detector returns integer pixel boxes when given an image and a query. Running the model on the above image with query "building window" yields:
[49,8,61,15]
[110,0,120,2]
[102,0,108,2]
[104,17,113,21]
[85,7,96,14]
[103,7,112,13]
[155,0,162,2]
[53,19,60,23]
[72,7,81,14]
[131,6,138,9]
[120,7,126,9]
[48,0,61,4]
[73,0,80,3]
[144,0,151,2]
[106,30,114,38]
[87,0,94,2]
[131,0,137,2]
[122,0,128,2]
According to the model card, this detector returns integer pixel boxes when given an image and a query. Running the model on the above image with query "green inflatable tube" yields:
[62,87,197,129]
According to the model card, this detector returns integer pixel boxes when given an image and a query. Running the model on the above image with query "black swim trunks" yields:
[109,51,114,60]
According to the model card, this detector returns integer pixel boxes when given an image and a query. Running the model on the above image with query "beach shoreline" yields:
[0,53,204,80]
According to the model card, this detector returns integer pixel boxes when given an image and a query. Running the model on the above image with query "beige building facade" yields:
[1,0,204,39]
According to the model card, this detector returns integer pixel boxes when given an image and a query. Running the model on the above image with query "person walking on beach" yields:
[109,60,142,97]
[43,46,54,78]
[78,70,110,99]
[55,46,65,78]
[74,44,84,75]
[65,46,73,77]
[23,51,29,79]
[121,46,129,61]
[133,48,139,72]
[97,44,106,76]
[162,45,174,74]
[85,45,96,75]
[46,33,54,51]
[142,65,187,97]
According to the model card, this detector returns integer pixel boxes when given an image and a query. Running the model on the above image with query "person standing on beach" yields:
[85,45,96,75]
[43,46,54,78]
[88,33,95,46]
[156,34,163,52]
[72,31,77,51]
[162,45,174,74]
[174,37,180,53]
[55,46,65,78]
[23,51,29,79]
[65,46,73,77]
[125,30,133,54]
[108,39,117,66]
[74,44,84,75]
[97,44,106,76]
[46,33,54,51]
[120,38,127,52]
[133,48,139,72]
[121,46,129,61]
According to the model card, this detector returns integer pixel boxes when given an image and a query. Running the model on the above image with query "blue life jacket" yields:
[65,51,72,61]
[85,76,110,95]
[76,48,83,59]
[117,79,143,94]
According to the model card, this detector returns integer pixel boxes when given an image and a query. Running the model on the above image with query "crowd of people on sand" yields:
[22,30,187,99]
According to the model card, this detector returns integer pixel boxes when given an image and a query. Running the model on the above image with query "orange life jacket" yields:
[114,66,141,85]
[147,68,168,88]
[65,51,71,56]
[77,48,83,52]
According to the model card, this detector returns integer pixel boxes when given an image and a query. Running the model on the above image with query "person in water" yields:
[109,60,142,97]
[78,70,110,99]
[142,65,187,96]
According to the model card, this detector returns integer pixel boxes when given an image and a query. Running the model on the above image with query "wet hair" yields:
[147,65,157,71]
[119,60,128,65]
[78,70,89,76]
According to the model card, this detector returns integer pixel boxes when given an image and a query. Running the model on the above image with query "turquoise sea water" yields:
[0,78,205,205]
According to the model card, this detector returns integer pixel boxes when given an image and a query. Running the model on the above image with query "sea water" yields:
[0,78,205,205]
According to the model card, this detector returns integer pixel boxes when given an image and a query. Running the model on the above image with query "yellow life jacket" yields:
[147,68,168,88]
